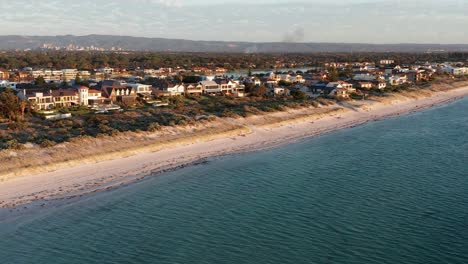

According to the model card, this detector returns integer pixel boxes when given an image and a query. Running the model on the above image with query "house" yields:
[0,69,10,80]
[379,59,395,65]
[16,71,33,82]
[184,83,203,96]
[310,82,333,95]
[164,83,185,96]
[200,80,220,94]
[442,66,468,76]
[353,71,375,81]
[96,67,114,75]
[101,84,137,104]
[249,77,262,86]
[388,75,408,86]
[18,89,55,110]
[52,89,79,108]
[326,81,356,98]
[87,89,108,106]
[231,81,246,97]
[372,80,387,90]
[126,83,153,96]
[357,82,373,89]
[61,69,78,81]
[214,78,236,94]
[78,71,91,79]
[268,86,289,97]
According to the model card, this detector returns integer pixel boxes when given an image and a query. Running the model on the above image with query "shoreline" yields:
[1,86,468,208]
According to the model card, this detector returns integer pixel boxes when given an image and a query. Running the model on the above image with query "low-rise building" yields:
[18,89,55,110]
[200,80,221,94]
[126,83,153,96]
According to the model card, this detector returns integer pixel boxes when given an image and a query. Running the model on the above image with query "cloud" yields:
[282,26,305,43]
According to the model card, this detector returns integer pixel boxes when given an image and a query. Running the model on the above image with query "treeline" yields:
[0,51,464,71]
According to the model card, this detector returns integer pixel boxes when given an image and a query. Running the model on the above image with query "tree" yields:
[74,74,83,85]
[327,66,339,82]
[0,89,28,121]
[182,76,202,83]
[247,67,252,77]
[251,85,267,97]
[290,90,306,100]
[35,76,46,86]
[344,65,353,78]
[278,80,292,87]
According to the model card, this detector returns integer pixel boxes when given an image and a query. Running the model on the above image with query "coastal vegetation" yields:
[1,51,466,71]
[0,94,328,150]
[2,75,467,151]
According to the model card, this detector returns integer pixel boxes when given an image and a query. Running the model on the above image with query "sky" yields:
[1,0,467,44]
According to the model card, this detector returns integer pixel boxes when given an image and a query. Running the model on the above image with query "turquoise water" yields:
[1,98,468,264]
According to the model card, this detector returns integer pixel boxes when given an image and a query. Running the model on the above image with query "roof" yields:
[23,89,52,97]
[102,80,122,87]
[214,78,229,85]
[199,80,218,86]
[52,89,77,97]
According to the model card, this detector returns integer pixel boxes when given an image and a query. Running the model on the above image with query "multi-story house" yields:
[62,69,78,81]
[52,89,79,108]
[163,84,185,96]
[18,89,55,110]
[126,83,153,96]
[101,85,137,104]
[199,80,221,94]
[184,83,203,96]
[87,89,108,106]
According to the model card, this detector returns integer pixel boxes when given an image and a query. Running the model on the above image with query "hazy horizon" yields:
[1,0,467,44]
[1,34,468,46]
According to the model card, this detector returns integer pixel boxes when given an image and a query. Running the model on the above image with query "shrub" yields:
[147,122,161,132]
[6,139,24,150]
[40,140,57,148]
[290,90,306,100]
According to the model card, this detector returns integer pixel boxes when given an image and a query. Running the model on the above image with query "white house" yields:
[442,66,468,76]
[200,80,220,94]
[126,83,153,95]
[388,75,408,86]
[164,84,185,96]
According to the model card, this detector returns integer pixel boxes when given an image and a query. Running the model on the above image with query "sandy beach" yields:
[1,86,468,208]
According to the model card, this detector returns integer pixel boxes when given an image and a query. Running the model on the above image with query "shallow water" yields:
[1,98,468,264]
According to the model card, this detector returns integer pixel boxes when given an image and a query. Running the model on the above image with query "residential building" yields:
[163,83,185,96]
[353,71,376,81]
[184,83,203,96]
[101,85,137,104]
[126,83,153,96]
[0,69,10,80]
[380,60,395,65]
[18,89,55,110]
[52,89,79,108]
[200,80,221,94]
[62,69,78,81]
[87,89,108,106]
[357,82,373,89]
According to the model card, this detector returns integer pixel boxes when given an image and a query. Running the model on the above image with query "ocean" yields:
[1,98,467,264]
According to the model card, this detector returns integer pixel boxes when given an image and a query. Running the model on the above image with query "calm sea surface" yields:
[1,98,468,264]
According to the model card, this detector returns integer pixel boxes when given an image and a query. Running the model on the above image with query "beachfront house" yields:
[200,80,221,95]
[18,89,55,110]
